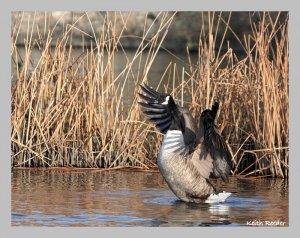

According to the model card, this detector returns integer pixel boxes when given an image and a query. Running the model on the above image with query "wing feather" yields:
[196,102,232,182]
[138,84,181,134]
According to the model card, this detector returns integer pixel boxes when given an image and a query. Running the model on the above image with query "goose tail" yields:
[205,191,232,203]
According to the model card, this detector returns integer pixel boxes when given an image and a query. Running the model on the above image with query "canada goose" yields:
[138,84,232,203]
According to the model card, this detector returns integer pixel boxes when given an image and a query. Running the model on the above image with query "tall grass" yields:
[11,12,289,178]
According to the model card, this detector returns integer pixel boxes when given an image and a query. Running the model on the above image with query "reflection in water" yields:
[11,169,288,227]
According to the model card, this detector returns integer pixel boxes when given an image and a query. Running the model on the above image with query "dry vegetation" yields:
[11,12,289,178]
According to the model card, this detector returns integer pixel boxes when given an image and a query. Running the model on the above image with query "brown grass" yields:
[11,12,289,178]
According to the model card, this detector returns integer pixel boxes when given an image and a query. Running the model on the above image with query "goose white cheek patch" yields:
[162,96,170,105]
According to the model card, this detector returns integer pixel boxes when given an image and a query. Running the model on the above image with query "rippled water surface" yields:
[11,169,288,227]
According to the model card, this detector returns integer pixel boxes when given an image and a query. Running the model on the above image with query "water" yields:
[11,169,288,227]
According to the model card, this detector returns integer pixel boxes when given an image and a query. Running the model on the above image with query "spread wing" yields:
[205,125,232,182]
[137,84,184,134]
[198,102,232,182]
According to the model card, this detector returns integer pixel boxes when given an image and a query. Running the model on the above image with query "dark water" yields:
[11,169,288,227]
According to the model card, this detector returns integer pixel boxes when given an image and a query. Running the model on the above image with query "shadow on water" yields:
[11,169,288,227]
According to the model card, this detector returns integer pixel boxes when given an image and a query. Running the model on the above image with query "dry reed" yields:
[11,12,289,178]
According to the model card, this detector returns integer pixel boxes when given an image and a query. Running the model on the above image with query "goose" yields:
[138,84,232,203]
